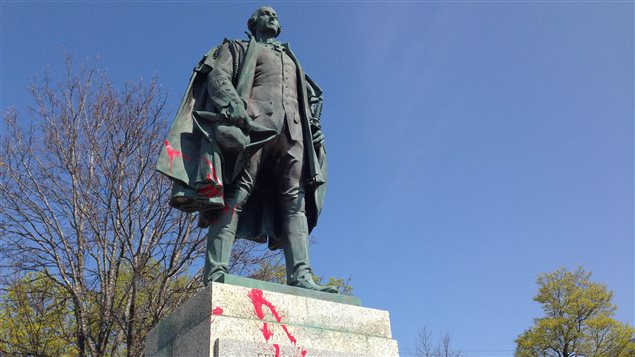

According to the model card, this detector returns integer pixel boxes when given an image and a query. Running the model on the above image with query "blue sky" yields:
[2,2,633,356]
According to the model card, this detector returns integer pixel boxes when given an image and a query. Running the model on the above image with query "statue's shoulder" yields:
[226,38,249,46]
[206,38,246,57]
[195,39,248,73]
[218,38,249,51]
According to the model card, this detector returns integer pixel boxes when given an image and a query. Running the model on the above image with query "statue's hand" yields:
[228,105,252,131]
[312,129,324,145]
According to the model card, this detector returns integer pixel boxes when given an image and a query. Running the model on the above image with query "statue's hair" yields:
[247,7,282,36]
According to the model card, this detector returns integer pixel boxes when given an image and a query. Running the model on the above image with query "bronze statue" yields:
[157,7,335,293]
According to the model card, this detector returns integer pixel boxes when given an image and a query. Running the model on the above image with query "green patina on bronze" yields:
[219,275,361,306]
[157,7,336,293]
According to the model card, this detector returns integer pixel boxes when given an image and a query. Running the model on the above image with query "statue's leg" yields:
[203,149,261,286]
[282,209,310,283]
[281,204,335,293]
[204,202,240,284]
[276,121,337,293]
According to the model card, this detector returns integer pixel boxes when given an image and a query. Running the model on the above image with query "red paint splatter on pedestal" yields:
[248,289,285,325]
[273,344,280,357]
[260,322,274,342]
[248,288,309,356]
[210,306,223,325]
[164,140,189,173]
[280,325,297,345]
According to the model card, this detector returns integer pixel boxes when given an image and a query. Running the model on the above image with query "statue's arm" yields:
[305,74,325,145]
[206,42,250,128]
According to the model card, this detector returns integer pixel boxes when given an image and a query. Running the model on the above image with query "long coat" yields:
[156,36,328,249]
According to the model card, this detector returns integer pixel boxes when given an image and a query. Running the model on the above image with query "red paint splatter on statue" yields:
[164,140,189,172]
[208,204,235,225]
[300,349,307,357]
[198,158,223,198]
[260,322,274,342]
[273,344,280,357]
[223,204,236,216]
[248,288,301,348]
[199,184,222,198]
[203,158,221,184]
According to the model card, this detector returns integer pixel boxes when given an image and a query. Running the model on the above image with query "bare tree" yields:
[416,325,434,357]
[435,332,461,357]
[415,326,461,357]
[0,57,284,356]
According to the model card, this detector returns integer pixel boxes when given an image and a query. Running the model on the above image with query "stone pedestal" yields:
[145,276,399,356]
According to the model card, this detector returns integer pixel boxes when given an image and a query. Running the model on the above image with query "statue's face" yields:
[254,7,280,37]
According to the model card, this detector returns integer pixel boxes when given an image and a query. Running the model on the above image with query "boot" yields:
[203,199,245,286]
[283,214,338,294]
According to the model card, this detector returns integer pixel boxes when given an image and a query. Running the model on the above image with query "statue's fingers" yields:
[312,131,324,144]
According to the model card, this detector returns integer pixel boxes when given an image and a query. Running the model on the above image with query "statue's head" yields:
[247,6,282,38]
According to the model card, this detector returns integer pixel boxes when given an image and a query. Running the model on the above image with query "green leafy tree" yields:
[0,266,194,357]
[0,273,77,356]
[515,267,635,357]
